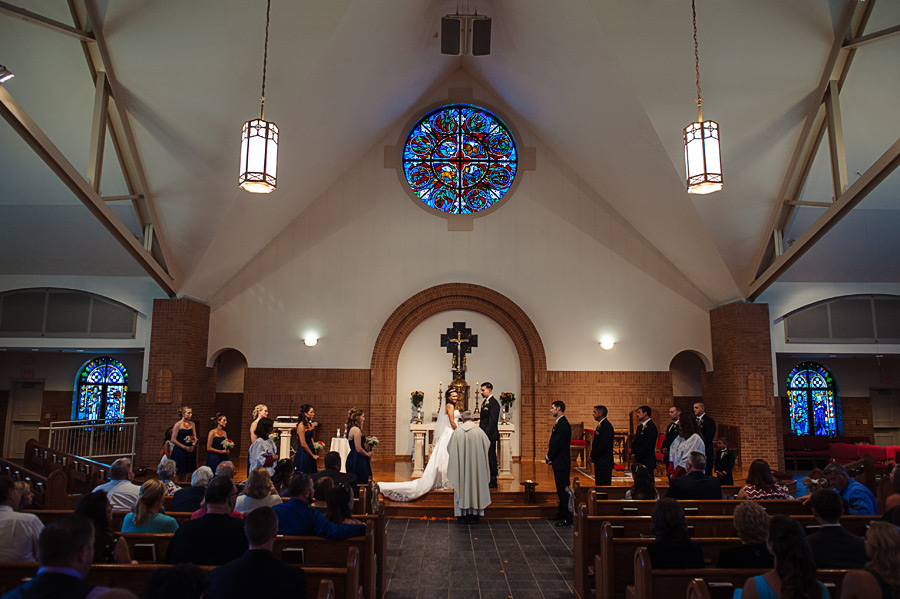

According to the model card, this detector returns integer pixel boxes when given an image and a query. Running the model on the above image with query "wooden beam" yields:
[86,70,108,192]
[784,200,833,208]
[844,23,900,50]
[0,85,176,297]
[747,136,900,300]
[0,1,94,41]
[825,80,848,200]
[102,195,143,202]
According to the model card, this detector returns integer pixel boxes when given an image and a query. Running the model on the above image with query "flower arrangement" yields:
[500,392,516,408]
[221,439,235,450]
[269,432,280,442]
[365,436,379,451]
[410,391,424,408]
[313,441,326,453]
[185,436,197,446]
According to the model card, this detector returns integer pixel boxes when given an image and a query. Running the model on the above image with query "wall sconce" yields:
[0,65,13,84]
[303,336,318,347]
[599,336,615,351]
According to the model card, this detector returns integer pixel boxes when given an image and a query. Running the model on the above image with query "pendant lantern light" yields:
[683,0,722,195]
[239,0,278,194]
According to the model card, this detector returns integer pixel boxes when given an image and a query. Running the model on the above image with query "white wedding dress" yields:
[379,398,460,502]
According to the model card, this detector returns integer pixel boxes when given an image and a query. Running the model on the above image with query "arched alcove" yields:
[669,350,709,397]
[212,348,248,393]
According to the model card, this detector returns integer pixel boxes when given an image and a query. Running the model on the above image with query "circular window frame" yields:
[390,98,527,227]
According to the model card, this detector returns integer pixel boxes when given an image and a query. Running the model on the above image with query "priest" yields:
[447,410,492,524]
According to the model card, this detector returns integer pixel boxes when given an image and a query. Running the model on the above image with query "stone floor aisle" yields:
[383,518,575,599]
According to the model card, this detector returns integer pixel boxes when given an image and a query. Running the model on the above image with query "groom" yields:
[478,382,501,489]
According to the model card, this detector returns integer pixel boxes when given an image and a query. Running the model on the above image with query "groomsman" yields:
[590,405,614,485]
[478,382,501,489]
[660,406,681,468]
[631,405,658,474]
[694,402,717,475]
[546,401,572,526]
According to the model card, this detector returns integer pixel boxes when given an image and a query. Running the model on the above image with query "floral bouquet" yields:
[365,436,379,452]
[313,441,326,453]
[500,392,516,408]
[269,432,280,442]
[221,439,235,450]
[410,391,424,408]
[185,436,197,446]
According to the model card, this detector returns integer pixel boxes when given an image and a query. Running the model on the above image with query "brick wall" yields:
[705,303,782,469]
[139,299,215,470]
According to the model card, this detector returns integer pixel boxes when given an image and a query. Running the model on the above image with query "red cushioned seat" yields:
[886,446,900,461]
[856,444,886,461]
[851,436,871,445]
[833,436,852,445]
[806,436,829,451]
[784,436,807,452]
[570,440,586,446]
[828,442,858,464]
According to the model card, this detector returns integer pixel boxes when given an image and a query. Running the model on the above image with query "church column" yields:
[137,299,215,469]
[706,303,783,470]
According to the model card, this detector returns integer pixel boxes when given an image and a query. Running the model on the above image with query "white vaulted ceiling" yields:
[1,0,898,305]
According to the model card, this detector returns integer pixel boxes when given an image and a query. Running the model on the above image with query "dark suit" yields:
[166,513,249,565]
[665,471,723,500]
[590,418,614,485]
[171,485,206,513]
[311,468,358,495]
[547,414,572,521]
[631,419,658,474]
[697,414,716,475]
[0,571,95,599]
[209,549,307,599]
[661,420,679,466]
[806,525,869,569]
[714,447,735,486]
[479,395,501,487]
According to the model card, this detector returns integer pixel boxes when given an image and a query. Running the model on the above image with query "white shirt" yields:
[93,478,141,511]
[0,504,43,561]
[669,433,706,469]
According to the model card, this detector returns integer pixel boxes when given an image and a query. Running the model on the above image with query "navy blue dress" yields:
[346,434,372,485]
[294,427,318,474]
[206,432,227,471]
[171,426,197,476]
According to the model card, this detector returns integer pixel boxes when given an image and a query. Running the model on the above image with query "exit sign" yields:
[22,369,33,378]
[883,376,892,384]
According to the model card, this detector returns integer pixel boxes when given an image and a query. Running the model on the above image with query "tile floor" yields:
[384,518,575,599]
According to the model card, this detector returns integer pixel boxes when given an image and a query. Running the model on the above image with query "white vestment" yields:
[447,420,492,517]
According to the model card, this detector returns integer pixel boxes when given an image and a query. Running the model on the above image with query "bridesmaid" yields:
[247,404,268,477]
[294,404,318,474]
[346,407,373,486]
[169,407,197,482]
[206,413,229,471]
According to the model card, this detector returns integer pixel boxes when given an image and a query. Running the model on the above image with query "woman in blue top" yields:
[294,404,318,474]
[206,413,230,471]
[737,514,827,599]
[345,407,373,485]
[169,407,197,482]
[122,479,178,534]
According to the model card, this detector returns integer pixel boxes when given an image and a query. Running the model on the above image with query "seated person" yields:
[166,475,249,566]
[92,458,141,511]
[625,463,658,500]
[806,488,867,569]
[13,481,34,511]
[271,459,295,498]
[313,476,334,508]
[171,466,213,513]
[738,459,792,500]
[716,501,774,569]
[272,473,365,539]
[216,461,237,480]
[158,459,180,495]
[325,483,362,525]
[738,515,828,599]
[647,498,704,569]
[74,491,132,564]
[1,515,103,599]
[824,462,878,516]
[312,451,358,496]
[235,468,283,514]
[840,522,900,599]
[208,507,306,599]
[665,452,722,500]
[0,475,43,562]
[122,479,178,533]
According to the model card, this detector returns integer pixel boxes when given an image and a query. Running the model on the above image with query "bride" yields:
[379,389,461,501]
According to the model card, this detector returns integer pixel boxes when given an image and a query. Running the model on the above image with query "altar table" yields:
[408,422,515,479]
[330,437,350,473]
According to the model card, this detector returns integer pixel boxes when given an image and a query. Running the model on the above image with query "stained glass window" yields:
[787,362,841,436]
[403,104,518,214]
[74,357,128,421]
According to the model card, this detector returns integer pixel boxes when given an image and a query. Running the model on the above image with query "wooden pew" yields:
[0,457,74,509]
[571,477,797,505]
[587,496,810,517]
[587,514,873,539]
[24,439,111,495]
[0,561,350,599]
[628,547,848,599]
[357,491,385,599]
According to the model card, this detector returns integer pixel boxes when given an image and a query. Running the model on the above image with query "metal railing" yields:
[40,417,137,463]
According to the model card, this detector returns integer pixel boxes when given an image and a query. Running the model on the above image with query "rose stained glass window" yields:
[73,356,128,421]
[787,362,841,436]
[403,104,518,214]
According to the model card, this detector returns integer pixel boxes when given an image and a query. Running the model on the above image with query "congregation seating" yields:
[570,478,799,510]
[628,548,849,599]
[585,493,811,517]
[0,456,75,509]
[23,439,110,495]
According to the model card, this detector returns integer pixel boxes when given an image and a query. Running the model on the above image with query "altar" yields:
[409,421,515,479]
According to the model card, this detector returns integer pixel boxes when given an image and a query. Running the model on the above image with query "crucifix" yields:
[440,322,478,411]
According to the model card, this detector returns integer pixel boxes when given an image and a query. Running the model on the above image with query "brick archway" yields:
[370,283,548,460]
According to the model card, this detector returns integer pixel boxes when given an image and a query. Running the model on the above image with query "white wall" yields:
[395,310,520,456]
[207,71,713,374]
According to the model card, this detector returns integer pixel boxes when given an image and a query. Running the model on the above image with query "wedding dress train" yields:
[379,399,460,502]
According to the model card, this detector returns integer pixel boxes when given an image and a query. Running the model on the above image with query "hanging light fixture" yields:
[683,0,722,195]
[239,0,278,194]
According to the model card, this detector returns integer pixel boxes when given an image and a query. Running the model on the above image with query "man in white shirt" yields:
[92,458,141,510]
[0,475,43,561]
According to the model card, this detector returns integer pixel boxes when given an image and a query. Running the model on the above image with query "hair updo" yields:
[346,407,365,432]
